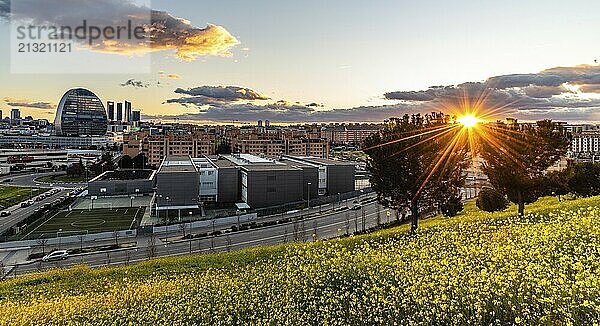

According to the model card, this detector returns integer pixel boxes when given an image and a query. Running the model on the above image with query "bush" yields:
[440,194,463,217]
[476,188,509,213]
[568,163,600,198]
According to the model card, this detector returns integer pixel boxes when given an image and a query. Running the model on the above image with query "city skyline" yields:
[0,0,599,123]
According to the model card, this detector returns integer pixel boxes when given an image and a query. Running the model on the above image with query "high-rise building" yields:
[107,101,115,121]
[132,110,141,122]
[124,101,132,123]
[54,88,108,136]
[116,103,123,122]
[10,108,21,122]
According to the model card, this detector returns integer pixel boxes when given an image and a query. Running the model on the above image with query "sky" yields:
[0,0,599,123]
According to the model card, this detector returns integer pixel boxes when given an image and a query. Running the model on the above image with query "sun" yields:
[457,114,481,128]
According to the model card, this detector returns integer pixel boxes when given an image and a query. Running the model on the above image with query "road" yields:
[0,172,86,235]
[1,171,84,189]
[8,198,396,277]
[0,189,73,236]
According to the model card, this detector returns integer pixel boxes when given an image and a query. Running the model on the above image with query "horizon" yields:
[0,0,599,124]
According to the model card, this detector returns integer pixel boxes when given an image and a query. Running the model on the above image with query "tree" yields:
[66,159,84,176]
[479,120,569,216]
[439,193,463,217]
[119,155,134,169]
[364,113,470,233]
[216,141,232,155]
[132,153,148,170]
[567,162,600,197]
[476,188,509,213]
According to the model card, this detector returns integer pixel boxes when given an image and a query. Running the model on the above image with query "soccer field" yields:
[21,207,145,240]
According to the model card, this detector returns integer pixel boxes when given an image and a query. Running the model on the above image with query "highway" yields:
[8,198,397,277]
[0,189,73,235]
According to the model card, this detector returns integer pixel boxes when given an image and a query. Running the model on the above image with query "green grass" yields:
[18,207,145,239]
[36,173,95,184]
[1,196,600,324]
[0,186,46,209]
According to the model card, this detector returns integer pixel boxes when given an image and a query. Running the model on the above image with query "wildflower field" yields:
[2,196,600,325]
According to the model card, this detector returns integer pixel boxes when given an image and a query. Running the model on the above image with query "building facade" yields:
[54,88,108,137]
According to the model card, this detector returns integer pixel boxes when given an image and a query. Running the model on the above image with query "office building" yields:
[116,103,123,122]
[107,101,115,121]
[10,108,20,122]
[54,88,108,136]
[125,101,132,123]
[132,110,141,122]
[572,130,600,162]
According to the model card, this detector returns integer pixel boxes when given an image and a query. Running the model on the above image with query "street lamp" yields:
[130,196,135,208]
[57,228,63,250]
[307,182,312,210]
[90,196,97,210]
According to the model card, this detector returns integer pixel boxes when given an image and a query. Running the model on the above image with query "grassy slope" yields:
[1,196,600,325]
[0,186,45,209]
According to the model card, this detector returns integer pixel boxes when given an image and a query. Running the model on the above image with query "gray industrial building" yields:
[88,170,155,196]
[187,154,355,209]
[155,156,201,211]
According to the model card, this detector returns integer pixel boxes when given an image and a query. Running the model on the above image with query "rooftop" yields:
[158,156,198,173]
[95,170,155,181]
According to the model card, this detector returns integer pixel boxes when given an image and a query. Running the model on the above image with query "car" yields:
[41,250,69,262]
[351,204,362,211]
[2,178,12,183]
[21,202,30,208]
[0,211,11,217]
[35,196,43,202]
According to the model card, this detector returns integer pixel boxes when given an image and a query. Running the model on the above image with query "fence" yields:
[152,213,258,234]
[0,229,136,250]
[254,188,374,217]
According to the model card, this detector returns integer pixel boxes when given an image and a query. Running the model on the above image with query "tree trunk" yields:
[517,191,525,217]
[410,200,419,234]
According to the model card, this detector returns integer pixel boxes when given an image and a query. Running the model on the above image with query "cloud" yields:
[7,0,239,61]
[159,71,180,79]
[3,97,56,110]
[161,64,600,123]
[383,64,600,121]
[120,79,149,88]
[174,86,270,102]
[0,0,9,21]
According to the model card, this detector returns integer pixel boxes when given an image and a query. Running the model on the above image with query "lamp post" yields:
[57,228,63,250]
[90,196,97,210]
[307,182,312,210]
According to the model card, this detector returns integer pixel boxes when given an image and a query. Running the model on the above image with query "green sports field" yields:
[20,207,145,239]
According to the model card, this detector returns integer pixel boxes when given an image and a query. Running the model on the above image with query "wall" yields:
[155,171,200,207]
[246,169,304,208]
[326,164,356,195]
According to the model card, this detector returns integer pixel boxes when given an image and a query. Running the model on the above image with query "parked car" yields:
[0,211,11,217]
[41,250,69,262]
[351,204,362,211]
[2,179,12,183]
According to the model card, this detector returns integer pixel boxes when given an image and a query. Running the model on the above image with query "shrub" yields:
[440,194,463,217]
[476,188,509,213]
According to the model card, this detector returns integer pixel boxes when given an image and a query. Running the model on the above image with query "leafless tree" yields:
[146,235,157,259]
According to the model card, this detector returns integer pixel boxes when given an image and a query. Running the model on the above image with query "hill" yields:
[1,196,600,325]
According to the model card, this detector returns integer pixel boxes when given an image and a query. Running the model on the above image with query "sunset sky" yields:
[0,0,599,123]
